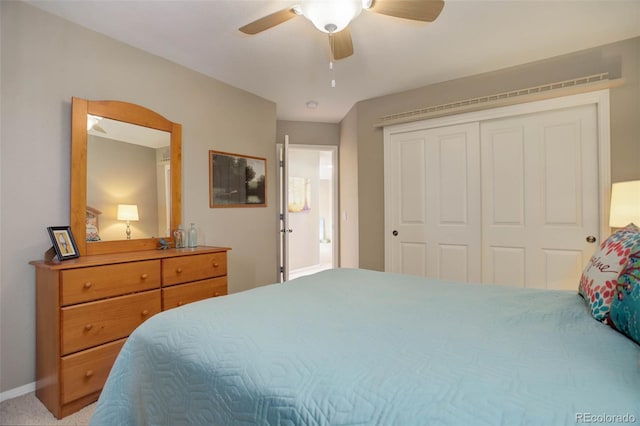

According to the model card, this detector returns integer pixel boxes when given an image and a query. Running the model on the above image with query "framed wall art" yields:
[209,150,267,208]
[47,226,80,261]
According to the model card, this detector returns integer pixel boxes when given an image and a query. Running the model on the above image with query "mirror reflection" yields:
[86,115,171,242]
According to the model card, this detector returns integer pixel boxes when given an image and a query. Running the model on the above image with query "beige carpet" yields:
[0,392,94,426]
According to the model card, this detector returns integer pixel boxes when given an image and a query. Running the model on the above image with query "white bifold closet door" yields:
[386,103,600,290]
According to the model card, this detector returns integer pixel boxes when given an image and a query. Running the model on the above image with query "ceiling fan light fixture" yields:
[300,0,363,33]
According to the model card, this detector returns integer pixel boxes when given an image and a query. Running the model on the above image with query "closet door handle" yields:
[392,230,398,236]
[586,236,596,243]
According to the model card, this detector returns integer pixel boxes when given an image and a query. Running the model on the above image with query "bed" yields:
[90,267,639,426]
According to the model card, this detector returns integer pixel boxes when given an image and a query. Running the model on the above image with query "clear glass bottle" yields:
[173,224,186,248]
[188,223,197,248]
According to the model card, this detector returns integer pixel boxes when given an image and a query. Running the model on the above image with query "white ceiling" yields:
[88,116,170,148]
[28,0,640,123]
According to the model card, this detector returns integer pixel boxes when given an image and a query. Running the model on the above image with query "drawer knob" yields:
[213,263,220,268]
[84,324,93,331]
[177,301,184,306]
[85,370,94,378]
[140,273,149,280]
[176,267,183,274]
[141,309,150,316]
[83,282,92,289]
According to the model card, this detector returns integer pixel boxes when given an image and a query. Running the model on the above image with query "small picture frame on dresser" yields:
[47,226,80,261]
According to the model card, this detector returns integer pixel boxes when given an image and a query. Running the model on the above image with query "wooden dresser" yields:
[30,246,230,419]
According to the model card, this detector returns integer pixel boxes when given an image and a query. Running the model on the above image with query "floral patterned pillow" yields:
[608,242,640,344]
[578,223,640,321]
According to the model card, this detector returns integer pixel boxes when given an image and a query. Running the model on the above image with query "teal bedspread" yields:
[90,268,639,425]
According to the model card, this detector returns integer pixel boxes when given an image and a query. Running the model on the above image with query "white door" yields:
[385,122,481,282]
[481,104,599,289]
[277,142,338,282]
[277,136,290,282]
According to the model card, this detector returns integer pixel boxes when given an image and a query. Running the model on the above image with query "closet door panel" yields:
[401,243,427,277]
[489,246,526,287]
[542,122,582,225]
[426,124,481,282]
[481,123,528,286]
[387,132,428,275]
[481,104,599,289]
[543,249,583,290]
[484,126,525,226]
[437,134,469,224]
[387,124,481,281]
[400,139,426,224]
[438,244,470,283]
[536,107,598,290]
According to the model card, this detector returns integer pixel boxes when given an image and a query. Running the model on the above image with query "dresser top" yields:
[30,246,230,270]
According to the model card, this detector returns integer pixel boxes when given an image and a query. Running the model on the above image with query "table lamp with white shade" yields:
[117,204,139,240]
[609,180,640,228]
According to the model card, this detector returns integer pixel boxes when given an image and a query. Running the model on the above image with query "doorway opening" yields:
[278,143,338,281]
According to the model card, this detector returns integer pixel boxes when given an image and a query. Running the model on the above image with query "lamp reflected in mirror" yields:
[117,204,139,240]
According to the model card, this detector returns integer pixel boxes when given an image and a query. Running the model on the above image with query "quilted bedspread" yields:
[90,268,640,426]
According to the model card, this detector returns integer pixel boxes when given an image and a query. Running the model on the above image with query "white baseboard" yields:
[0,382,35,403]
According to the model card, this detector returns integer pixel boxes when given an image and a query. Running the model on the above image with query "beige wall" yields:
[0,1,277,393]
[338,107,360,268]
[276,120,339,146]
[346,36,640,271]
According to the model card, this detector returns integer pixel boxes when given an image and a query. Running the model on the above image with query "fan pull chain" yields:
[329,33,336,88]
[330,60,336,88]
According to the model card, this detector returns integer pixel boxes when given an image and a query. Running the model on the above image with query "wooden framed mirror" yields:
[70,97,182,256]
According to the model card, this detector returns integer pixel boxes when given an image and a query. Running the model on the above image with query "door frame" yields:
[276,143,339,281]
[383,89,611,271]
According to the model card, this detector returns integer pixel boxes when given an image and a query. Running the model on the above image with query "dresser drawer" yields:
[61,338,126,404]
[162,252,227,286]
[163,276,227,310]
[61,260,161,306]
[61,290,160,355]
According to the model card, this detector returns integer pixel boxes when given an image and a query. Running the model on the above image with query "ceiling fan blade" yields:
[369,0,444,22]
[330,28,354,61]
[239,8,298,35]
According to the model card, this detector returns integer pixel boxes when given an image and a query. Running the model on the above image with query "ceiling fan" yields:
[239,0,445,60]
